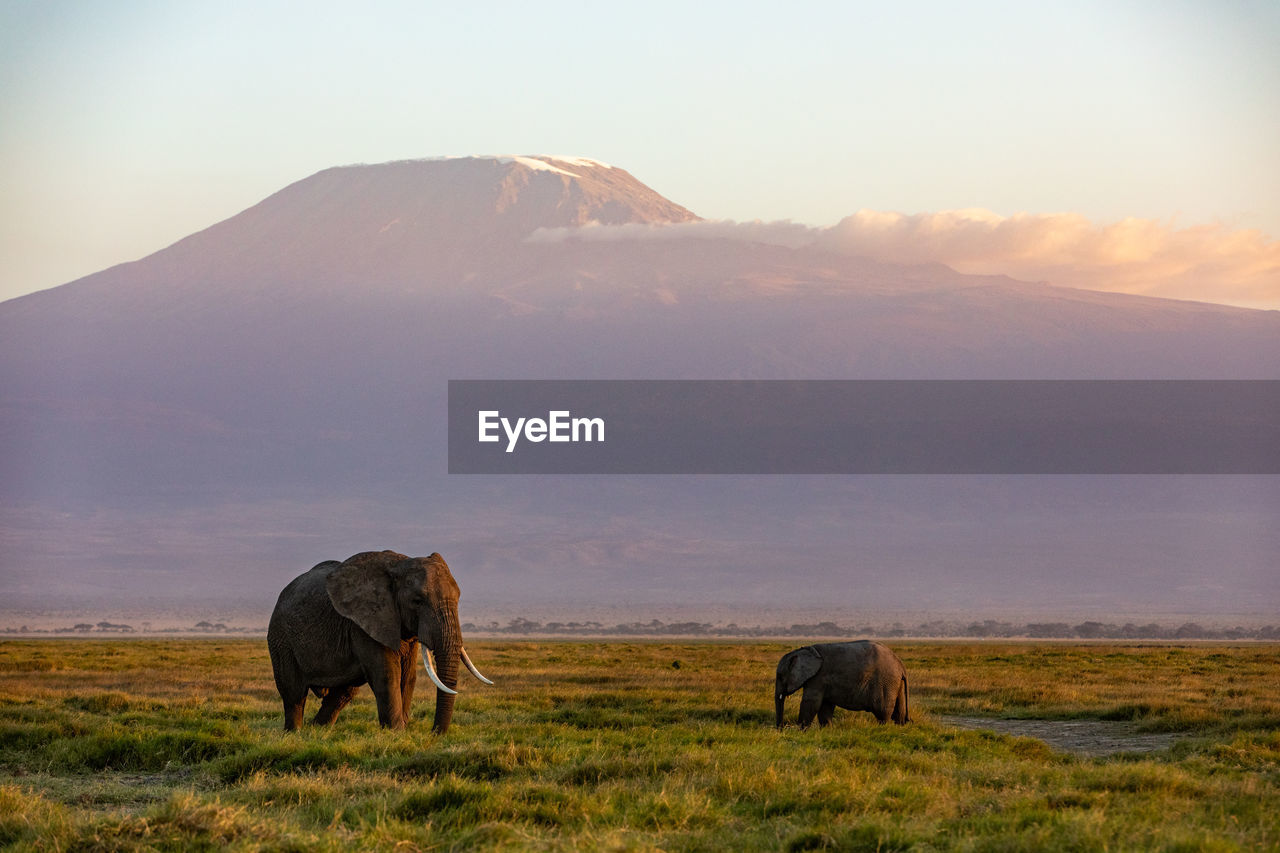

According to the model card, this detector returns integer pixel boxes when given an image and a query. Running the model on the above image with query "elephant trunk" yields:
[775,682,786,730]
[425,609,462,735]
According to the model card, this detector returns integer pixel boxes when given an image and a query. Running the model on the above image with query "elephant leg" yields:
[797,689,824,730]
[892,683,908,724]
[873,684,894,724]
[817,700,836,728]
[367,659,407,729]
[281,693,307,731]
[272,658,308,731]
[312,686,357,725]
[399,647,418,723]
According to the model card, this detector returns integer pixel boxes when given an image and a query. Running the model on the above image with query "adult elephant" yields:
[267,550,491,733]
[775,640,909,729]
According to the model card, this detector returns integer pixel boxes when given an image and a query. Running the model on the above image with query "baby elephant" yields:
[775,640,910,729]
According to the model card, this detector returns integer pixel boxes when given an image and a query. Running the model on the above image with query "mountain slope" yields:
[2,155,1279,497]
[166,155,699,274]
[1,156,1278,618]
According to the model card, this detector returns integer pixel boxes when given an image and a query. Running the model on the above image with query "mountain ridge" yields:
[1,156,1277,618]
[3,155,1277,362]
[2,156,1278,399]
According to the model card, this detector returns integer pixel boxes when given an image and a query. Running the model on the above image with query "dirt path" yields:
[940,715,1183,756]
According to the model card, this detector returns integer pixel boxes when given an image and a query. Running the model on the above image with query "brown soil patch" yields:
[941,715,1183,756]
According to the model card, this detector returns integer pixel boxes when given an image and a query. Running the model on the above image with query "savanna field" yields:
[0,639,1277,851]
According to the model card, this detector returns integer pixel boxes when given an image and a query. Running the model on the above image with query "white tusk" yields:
[461,646,494,685]
[420,646,457,695]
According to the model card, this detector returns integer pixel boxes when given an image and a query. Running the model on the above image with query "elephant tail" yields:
[899,674,910,724]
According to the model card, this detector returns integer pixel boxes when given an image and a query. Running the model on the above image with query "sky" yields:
[2,0,1278,304]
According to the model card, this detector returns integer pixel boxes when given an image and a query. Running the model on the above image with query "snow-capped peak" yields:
[545,155,614,170]
[405,155,614,177]
[500,156,579,177]
[497,155,616,177]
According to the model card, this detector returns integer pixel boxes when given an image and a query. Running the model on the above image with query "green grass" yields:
[0,639,1277,851]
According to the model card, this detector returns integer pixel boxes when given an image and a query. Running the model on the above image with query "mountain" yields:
[154,155,699,282]
[1,156,1277,620]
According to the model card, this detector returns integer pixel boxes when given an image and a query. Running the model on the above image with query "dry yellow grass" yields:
[1,639,1277,850]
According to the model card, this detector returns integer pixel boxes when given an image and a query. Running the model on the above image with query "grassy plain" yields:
[0,639,1277,851]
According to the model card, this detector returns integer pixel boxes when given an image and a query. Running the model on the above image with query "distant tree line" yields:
[2,621,260,635]
[4,618,1278,640]
[463,618,1280,640]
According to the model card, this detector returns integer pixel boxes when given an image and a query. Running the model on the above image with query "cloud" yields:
[817,209,1280,310]
[527,219,821,249]
[528,211,1280,310]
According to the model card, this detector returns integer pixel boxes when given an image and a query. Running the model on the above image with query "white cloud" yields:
[524,209,1280,310]
[817,210,1280,310]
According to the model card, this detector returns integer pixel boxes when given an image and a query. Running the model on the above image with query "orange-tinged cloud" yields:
[528,210,1280,310]
[819,210,1280,310]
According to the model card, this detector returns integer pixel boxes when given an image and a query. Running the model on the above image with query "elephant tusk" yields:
[420,647,458,695]
[460,646,494,685]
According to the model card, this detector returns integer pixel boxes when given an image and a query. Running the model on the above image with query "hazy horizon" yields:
[4,599,1277,636]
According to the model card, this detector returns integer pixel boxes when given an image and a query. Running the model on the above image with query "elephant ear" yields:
[785,647,823,693]
[325,551,406,649]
